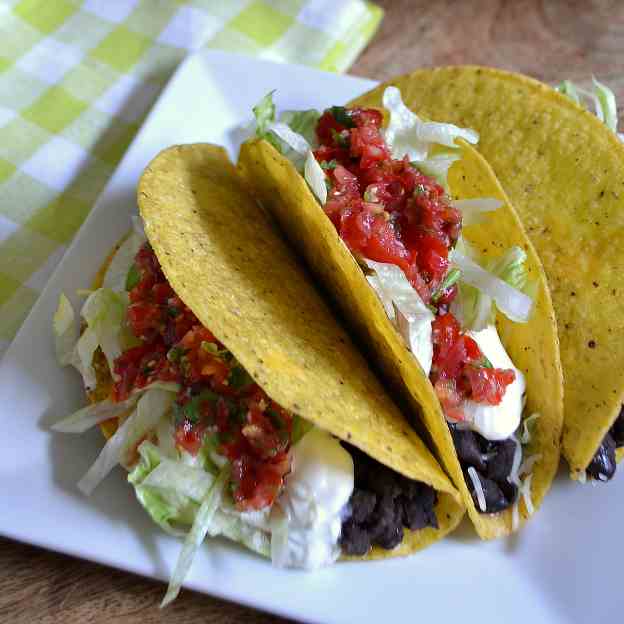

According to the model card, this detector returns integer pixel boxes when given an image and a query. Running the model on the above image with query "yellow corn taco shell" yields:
[133,143,463,559]
[238,131,563,538]
[350,66,624,477]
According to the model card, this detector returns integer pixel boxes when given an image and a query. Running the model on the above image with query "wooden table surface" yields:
[2,1,622,622]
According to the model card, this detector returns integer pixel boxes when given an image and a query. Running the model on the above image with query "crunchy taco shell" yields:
[238,133,563,538]
[350,66,624,478]
[133,142,463,558]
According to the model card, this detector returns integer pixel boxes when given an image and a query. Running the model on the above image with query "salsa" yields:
[313,106,514,415]
[112,243,293,511]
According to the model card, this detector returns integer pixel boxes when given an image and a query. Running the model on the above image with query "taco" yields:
[238,86,563,538]
[348,67,624,482]
[51,144,464,604]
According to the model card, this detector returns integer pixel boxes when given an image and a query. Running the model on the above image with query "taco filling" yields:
[586,407,624,481]
[247,88,543,518]
[53,215,445,602]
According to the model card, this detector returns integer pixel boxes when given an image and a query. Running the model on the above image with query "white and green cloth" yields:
[0,0,382,356]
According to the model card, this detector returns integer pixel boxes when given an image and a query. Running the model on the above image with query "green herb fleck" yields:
[431,268,462,303]
[330,128,349,147]
[229,365,254,390]
[320,159,338,170]
[266,408,285,431]
[329,106,355,128]
[125,264,140,291]
[167,346,187,363]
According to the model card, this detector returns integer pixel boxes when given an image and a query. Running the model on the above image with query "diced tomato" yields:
[464,366,516,404]
[231,452,290,511]
[415,233,449,283]
[363,215,412,270]
[316,110,348,145]
[350,107,383,128]
[175,419,206,455]
[349,125,390,169]
[127,301,163,338]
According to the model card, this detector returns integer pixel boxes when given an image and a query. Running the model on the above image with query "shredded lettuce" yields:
[267,122,311,155]
[364,259,434,375]
[252,90,282,152]
[77,388,175,495]
[52,380,181,434]
[53,293,79,366]
[520,412,540,445]
[80,288,129,375]
[304,150,327,204]
[52,394,139,434]
[129,441,214,535]
[556,77,620,134]
[161,463,230,607]
[411,153,460,191]
[452,247,533,327]
[103,227,147,293]
[280,109,320,146]
[252,92,320,170]
[592,77,618,133]
[382,86,478,161]
[74,327,100,391]
[557,80,581,105]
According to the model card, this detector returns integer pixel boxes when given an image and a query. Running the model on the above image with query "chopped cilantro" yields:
[125,264,140,291]
[266,408,285,430]
[174,390,219,425]
[167,305,180,318]
[329,106,355,128]
[229,365,254,390]
[320,159,338,170]
[167,346,188,363]
[431,268,462,303]
[330,128,350,147]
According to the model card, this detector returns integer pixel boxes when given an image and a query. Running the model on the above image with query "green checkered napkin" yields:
[0,0,382,356]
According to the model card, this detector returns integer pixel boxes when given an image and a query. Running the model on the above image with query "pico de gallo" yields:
[313,105,516,427]
[114,242,293,512]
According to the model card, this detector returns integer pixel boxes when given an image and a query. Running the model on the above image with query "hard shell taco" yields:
[238,85,564,539]
[349,67,624,483]
[52,144,464,604]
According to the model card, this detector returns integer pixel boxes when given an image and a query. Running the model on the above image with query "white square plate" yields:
[0,51,622,624]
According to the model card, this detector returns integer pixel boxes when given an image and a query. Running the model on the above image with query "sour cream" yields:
[272,428,354,569]
[462,325,525,441]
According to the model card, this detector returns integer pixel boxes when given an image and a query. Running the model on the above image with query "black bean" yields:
[340,443,438,554]
[340,519,371,556]
[450,425,486,470]
[466,470,514,514]
[400,493,438,530]
[586,433,617,481]
[365,466,402,499]
[484,438,517,482]
[349,489,376,524]
[374,522,404,550]
[610,405,624,447]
